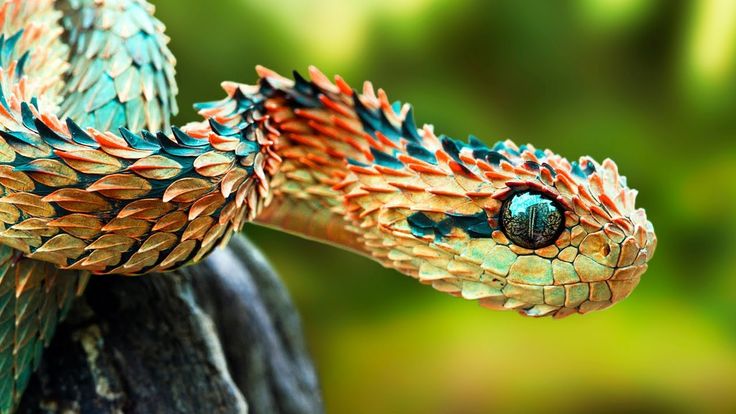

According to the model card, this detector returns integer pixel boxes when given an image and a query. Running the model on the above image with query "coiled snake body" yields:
[0,0,656,410]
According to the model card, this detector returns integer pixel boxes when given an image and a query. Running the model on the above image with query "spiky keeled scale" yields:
[57,0,178,132]
[0,0,287,403]
[246,65,654,319]
[0,37,280,274]
[0,245,86,411]
[0,0,179,410]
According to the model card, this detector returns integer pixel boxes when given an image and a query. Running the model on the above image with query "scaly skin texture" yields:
[0,0,656,411]
[250,67,656,318]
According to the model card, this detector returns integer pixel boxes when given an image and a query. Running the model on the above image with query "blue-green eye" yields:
[500,191,564,249]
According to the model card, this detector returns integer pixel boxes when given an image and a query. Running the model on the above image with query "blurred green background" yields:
[153,0,736,412]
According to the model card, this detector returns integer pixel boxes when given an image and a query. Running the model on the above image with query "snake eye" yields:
[500,191,564,249]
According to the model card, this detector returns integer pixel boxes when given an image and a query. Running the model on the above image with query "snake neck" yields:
[251,73,370,255]
[247,67,449,266]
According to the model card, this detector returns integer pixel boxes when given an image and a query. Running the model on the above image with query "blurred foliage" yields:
[153,0,736,412]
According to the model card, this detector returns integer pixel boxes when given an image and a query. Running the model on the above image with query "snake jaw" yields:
[377,210,654,319]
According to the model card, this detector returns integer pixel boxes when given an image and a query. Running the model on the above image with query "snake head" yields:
[351,134,656,318]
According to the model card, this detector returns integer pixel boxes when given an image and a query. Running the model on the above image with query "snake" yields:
[0,0,657,410]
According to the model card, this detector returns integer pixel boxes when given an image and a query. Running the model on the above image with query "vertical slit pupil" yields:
[501,191,564,249]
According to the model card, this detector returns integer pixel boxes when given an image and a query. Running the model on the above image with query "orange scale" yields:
[598,193,623,216]
[318,95,352,118]
[334,75,353,96]
[406,163,447,176]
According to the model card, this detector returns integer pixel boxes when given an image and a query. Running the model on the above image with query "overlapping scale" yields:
[246,65,655,319]
[58,0,177,132]
[0,1,283,280]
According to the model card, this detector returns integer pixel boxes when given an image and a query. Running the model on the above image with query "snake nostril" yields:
[602,244,611,256]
